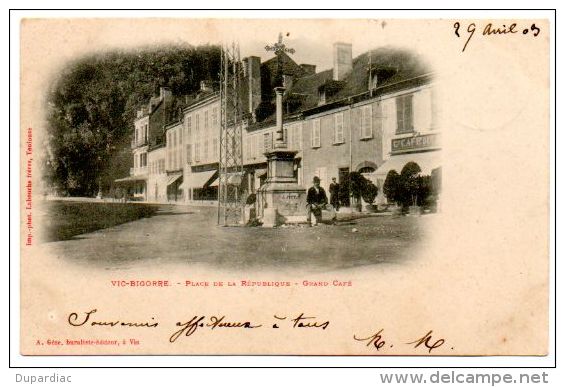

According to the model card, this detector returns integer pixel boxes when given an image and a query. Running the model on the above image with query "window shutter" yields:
[312,119,321,148]
[360,105,373,139]
[335,113,344,143]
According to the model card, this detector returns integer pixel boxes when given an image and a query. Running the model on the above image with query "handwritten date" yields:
[453,21,541,52]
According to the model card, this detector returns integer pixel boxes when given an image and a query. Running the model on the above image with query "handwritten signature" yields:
[353,328,447,353]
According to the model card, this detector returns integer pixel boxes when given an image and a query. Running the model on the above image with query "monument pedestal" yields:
[257,150,307,227]
[256,86,306,227]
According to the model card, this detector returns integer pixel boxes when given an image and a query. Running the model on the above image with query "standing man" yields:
[329,177,341,212]
[307,176,337,226]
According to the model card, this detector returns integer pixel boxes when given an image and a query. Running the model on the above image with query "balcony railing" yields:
[130,166,148,176]
[131,138,148,149]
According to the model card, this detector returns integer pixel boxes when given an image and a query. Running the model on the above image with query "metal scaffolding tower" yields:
[217,42,244,226]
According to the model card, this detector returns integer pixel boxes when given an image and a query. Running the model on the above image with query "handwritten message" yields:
[24,309,455,354]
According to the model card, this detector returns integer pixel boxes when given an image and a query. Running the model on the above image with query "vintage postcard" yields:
[19,16,550,356]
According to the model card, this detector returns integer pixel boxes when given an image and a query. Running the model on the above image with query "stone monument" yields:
[257,34,307,227]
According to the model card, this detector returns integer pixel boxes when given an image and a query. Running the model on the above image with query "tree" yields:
[383,170,401,204]
[44,44,222,196]
[338,171,378,209]
[400,162,422,207]
[361,180,379,204]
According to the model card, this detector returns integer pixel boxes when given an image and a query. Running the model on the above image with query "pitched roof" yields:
[330,46,432,101]
[281,46,431,118]
[285,69,333,110]
[261,51,306,78]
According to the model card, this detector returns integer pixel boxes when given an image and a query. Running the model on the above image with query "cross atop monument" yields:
[264,32,295,56]
[265,32,295,88]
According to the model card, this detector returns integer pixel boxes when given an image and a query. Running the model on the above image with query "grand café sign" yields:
[391,133,440,154]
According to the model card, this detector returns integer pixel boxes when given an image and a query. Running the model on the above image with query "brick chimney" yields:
[159,86,171,101]
[243,56,261,118]
[333,42,352,81]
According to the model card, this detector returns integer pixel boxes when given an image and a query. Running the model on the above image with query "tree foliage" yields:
[338,171,379,207]
[383,162,434,208]
[383,170,401,204]
[44,44,221,196]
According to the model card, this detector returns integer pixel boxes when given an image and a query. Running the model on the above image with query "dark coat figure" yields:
[306,176,336,225]
[329,178,340,211]
[307,186,328,207]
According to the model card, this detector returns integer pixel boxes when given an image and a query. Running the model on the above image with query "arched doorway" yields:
[358,166,375,174]
[355,160,378,173]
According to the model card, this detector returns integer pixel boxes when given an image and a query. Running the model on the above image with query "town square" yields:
[39,30,441,270]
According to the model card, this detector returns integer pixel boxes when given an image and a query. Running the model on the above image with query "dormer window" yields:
[317,80,345,106]
[368,66,397,90]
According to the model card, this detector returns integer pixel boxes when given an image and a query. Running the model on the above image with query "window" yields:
[255,135,261,158]
[187,116,192,137]
[334,113,344,144]
[186,144,192,164]
[195,113,200,132]
[264,132,272,152]
[311,119,321,148]
[361,105,373,139]
[204,111,209,129]
[430,89,438,129]
[396,94,413,134]
[296,123,303,150]
[212,107,218,127]
[195,143,200,162]
[248,136,254,159]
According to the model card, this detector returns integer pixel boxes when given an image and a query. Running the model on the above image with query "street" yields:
[43,202,433,273]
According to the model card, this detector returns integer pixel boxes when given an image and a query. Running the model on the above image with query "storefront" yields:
[375,133,441,203]
[113,176,147,201]
[184,169,217,201]
[166,172,183,202]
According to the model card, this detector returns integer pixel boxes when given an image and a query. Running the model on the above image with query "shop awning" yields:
[209,172,244,187]
[376,151,441,177]
[254,168,268,178]
[184,170,217,189]
[166,172,183,186]
[114,175,148,184]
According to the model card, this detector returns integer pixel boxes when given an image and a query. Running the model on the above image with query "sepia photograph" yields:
[17,16,549,358]
[39,30,439,271]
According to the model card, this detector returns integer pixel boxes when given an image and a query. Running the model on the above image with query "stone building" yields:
[115,87,173,200]
[116,43,440,207]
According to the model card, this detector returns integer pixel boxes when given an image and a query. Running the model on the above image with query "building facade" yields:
[115,87,173,201]
[181,92,221,203]
[116,43,440,208]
